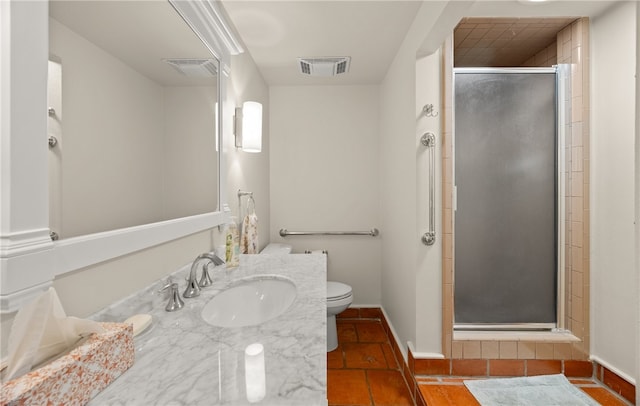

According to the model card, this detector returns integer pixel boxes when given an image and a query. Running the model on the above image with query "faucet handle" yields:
[183,274,201,299]
[198,263,214,288]
[210,253,225,266]
[159,283,184,312]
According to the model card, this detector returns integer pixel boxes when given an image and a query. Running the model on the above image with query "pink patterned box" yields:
[1,322,134,406]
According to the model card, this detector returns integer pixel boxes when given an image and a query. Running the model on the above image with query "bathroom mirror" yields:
[48,1,220,239]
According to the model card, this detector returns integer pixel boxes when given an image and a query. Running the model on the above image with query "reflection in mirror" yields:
[48,1,220,239]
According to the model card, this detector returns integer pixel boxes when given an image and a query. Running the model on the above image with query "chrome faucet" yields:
[183,253,225,298]
[159,281,184,312]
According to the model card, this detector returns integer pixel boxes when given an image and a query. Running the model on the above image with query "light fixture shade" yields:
[242,101,262,153]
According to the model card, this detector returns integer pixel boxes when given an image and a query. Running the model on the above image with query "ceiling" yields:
[454,17,576,67]
[221,0,618,86]
[51,1,617,87]
[221,0,422,86]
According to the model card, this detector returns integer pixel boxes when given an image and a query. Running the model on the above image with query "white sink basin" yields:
[201,275,297,328]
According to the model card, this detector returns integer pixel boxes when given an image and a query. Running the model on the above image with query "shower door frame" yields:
[451,66,567,331]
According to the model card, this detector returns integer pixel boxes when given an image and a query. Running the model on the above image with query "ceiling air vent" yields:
[297,57,351,77]
[163,58,218,77]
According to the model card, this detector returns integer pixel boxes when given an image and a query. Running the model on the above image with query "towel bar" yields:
[279,228,379,237]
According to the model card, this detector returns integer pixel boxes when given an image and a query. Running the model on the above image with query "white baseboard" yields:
[590,355,636,386]
[407,341,445,359]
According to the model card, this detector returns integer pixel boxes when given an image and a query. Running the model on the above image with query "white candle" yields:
[244,343,266,403]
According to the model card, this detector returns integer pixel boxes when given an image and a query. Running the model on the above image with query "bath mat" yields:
[463,374,600,406]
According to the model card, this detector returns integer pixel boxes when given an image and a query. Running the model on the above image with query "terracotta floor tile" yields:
[419,384,481,406]
[328,346,344,369]
[327,369,371,406]
[441,378,476,383]
[367,369,413,406]
[382,343,399,370]
[337,322,358,343]
[603,368,636,404]
[489,359,525,377]
[337,308,360,319]
[581,387,629,406]
[414,358,450,375]
[359,308,383,319]
[356,322,388,343]
[416,377,441,383]
[343,343,388,369]
[570,379,596,385]
[526,360,562,376]
[403,366,416,400]
[451,359,488,376]
[564,360,593,377]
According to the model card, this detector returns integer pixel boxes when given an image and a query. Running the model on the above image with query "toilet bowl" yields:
[260,243,354,352]
[326,281,353,352]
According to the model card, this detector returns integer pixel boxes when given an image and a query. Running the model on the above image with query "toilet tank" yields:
[260,243,292,255]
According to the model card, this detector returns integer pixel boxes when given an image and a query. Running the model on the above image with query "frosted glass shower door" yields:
[454,69,557,328]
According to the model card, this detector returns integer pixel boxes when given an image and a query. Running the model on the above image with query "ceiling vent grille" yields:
[297,57,351,77]
[163,58,218,77]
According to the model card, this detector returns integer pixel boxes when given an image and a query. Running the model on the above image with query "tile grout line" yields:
[339,312,417,406]
[380,315,418,406]
[363,369,374,406]
[337,311,629,406]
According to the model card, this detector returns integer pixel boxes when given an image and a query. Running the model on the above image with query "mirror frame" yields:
[0,0,243,313]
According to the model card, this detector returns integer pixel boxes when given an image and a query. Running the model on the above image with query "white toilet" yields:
[326,281,353,351]
[260,243,353,352]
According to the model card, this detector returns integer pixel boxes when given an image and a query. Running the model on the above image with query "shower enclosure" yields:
[453,68,558,329]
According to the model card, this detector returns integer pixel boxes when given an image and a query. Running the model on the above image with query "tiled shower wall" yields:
[557,18,591,361]
[522,41,558,67]
[440,18,591,362]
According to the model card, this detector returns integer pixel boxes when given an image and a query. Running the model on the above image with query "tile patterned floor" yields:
[327,319,414,406]
[327,318,633,406]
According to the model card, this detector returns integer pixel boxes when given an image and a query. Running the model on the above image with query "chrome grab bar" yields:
[421,132,436,246]
[279,228,379,237]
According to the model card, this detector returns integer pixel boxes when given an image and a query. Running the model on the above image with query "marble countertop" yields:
[89,254,327,405]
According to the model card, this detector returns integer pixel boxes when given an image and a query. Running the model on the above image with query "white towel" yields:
[241,212,259,254]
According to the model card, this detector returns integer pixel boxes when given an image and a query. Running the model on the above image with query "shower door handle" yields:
[421,132,436,246]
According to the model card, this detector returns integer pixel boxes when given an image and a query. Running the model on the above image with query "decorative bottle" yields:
[225,216,240,268]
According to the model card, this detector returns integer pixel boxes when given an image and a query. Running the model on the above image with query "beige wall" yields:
[591,1,638,382]
[226,51,271,251]
[637,6,640,401]
[53,230,215,317]
[269,85,381,305]
[379,2,452,357]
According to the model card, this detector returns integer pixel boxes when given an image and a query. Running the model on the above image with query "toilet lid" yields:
[327,281,352,301]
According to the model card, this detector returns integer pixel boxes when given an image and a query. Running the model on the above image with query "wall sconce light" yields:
[234,101,262,153]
